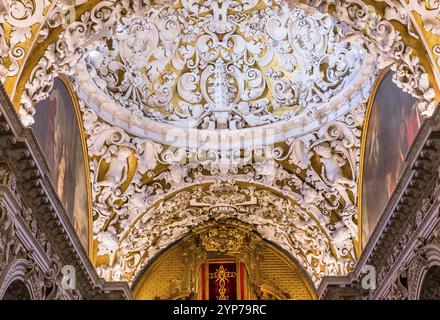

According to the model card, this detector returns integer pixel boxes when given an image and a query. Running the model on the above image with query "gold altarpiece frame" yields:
[133,219,317,300]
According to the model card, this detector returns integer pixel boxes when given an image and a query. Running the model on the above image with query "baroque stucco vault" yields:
[1,0,440,289]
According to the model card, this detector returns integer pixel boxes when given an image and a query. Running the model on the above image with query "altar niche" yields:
[198,259,247,301]
[132,219,317,300]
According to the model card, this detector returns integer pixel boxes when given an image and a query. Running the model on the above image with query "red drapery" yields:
[208,262,237,300]
[199,261,247,300]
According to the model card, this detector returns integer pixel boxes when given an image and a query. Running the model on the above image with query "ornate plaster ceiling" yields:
[1,0,440,288]
[74,0,376,149]
[83,96,363,285]
[74,0,380,285]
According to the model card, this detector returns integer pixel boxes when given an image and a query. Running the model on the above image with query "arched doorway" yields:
[132,219,317,300]
[419,265,440,300]
[2,280,31,300]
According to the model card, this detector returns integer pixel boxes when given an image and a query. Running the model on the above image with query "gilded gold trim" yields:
[205,262,209,300]
[357,67,390,252]
[133,220,317,300]
[9,0,104,108]
[59,74,94,260]
[264,244,317,299]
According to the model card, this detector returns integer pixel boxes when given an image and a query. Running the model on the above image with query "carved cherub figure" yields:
[96,231,119,265]
[314,143,356,206]
[155,163,189,190]
[94,146,132,205]
[96,146,132,187]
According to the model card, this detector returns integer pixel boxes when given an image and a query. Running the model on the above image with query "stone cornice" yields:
[372,183,440,298]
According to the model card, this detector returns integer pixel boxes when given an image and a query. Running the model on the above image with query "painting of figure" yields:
[32,78,89,252]
[362,71,421,246]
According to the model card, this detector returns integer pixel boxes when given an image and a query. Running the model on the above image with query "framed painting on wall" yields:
[361,71,421,246]
[32,78,90,252]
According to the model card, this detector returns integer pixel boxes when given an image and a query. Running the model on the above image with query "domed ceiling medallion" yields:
[74,0,377,150]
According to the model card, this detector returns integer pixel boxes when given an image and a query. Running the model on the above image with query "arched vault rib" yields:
[131,218,319,299]
[84,95,364,286]
[98,181,355,286]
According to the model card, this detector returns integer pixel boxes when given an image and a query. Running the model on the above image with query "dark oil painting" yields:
[32,78,89,252]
